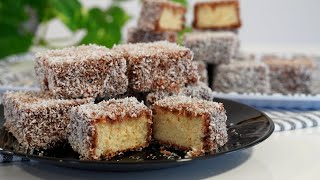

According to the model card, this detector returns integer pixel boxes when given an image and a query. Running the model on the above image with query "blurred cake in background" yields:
[183,31,238,64]
[127,0,186,44]
[262,55,316,94]
[138,0,186,32]
[234,51,256,62]
[193,61,209,85]
[186,0,242,93]
[193,0,241,30]
[213,61,270,93]
[127,27,177,43]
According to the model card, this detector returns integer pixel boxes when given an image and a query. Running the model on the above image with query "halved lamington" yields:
[152,96,228,157]
[213,61,270,93]
[193,0,241,30]
[35,44,128,99]
[262,55,315,94]
[3,91,91,150]
[138,0,186,32]
[127,27,177,43]
[68,97,152,160]
[183,31,238,64]
[113,41,198,93]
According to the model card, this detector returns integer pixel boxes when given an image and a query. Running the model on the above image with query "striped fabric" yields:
[0,153,28,163]
[261,108,320,132]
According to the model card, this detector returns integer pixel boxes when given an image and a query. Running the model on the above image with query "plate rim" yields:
[0,98,275,165]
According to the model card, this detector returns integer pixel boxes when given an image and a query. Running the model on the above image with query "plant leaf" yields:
[50,0,84,31]
[177,26,192,45]
[26,0,54,22]
[0,0,34,59]
[171,0,188,7]
[80,6,129,48]
[0,34,32,59]
[104,6,131,28]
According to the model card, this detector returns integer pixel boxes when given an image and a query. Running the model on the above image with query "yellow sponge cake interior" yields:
[159,6,185,31]
[152,96,228,157]
[68,97,152,160]
[95,116,151,159]
[194,0,241,30]
[153,108,205,151]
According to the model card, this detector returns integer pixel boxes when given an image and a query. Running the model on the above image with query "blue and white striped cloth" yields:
[0,152,28,162]
[262,108,320,132]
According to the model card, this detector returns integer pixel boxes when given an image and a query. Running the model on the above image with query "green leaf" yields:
[0,0,28,27]
[0,0,130,58]
[50,0,84,31]
[0,34,32,59]
[26,0,54,22]
[81,27,121,48]
[105,6,131,28]
[171,0,188,7]
[177,26,192,45]
[0,0,35,59]
[80,6,129,48]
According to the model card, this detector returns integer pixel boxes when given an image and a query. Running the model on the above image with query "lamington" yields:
[138,0,186,32]
[213,61,270,93]
[193,0,241,30]
[35,44,128,99]
[235,51,256,62]
[146,82,214,106]
[113,41,198,93]
[127,27,177,43]
[68,97,152,160]
[179,82,214,101]
[193,61,208,85]
[183,31,238,64]
[262,55,316,94]
[152,96,228,157]
[3,91,91,150]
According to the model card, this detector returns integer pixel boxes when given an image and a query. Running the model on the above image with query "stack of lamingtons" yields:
[183,0,263,92]
[181,0,317,95]
[3,41,228,160]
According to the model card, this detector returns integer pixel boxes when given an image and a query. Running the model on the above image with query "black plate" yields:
[0,98,274,171]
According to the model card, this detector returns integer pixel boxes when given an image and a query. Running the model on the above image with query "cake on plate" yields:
[3,91,91,150]
[152,96,228,157]
[68,97,152,160]
[113,41,198,93]
[35,44,128,99]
